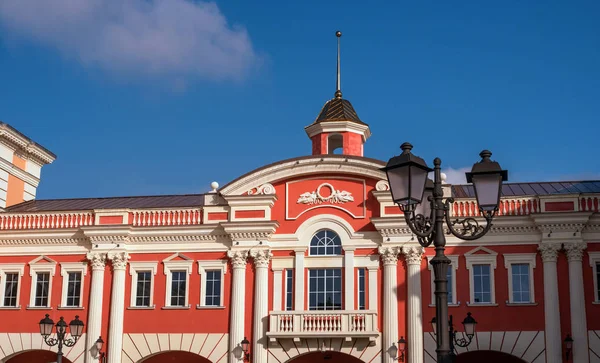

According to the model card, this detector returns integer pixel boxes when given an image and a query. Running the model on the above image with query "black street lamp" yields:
[240,337,250,362]
[396,336,406,362]
[38,314,84,363]
[383,142,507,363]
[96,336,107,363]
[564,334,573,361]
[431,313,478,358]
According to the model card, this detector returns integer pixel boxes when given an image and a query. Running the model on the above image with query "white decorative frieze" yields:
[297,183,354,205]
[247,183,275,195]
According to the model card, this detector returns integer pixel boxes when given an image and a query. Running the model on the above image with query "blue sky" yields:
[0,0,599,199]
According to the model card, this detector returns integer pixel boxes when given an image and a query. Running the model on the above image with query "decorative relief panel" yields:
[285,177,366,220]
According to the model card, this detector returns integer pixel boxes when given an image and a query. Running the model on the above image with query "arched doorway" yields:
[288,351,364,363]
[141,351,211,363]
[4,350,73,363]
[456,350,527,363]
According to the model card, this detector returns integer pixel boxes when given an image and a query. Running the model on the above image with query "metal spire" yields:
[335,30,342,99]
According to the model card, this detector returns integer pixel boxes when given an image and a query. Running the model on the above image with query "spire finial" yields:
[335,30,342,99]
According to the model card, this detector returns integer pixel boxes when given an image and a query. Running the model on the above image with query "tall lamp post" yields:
[382,142,507,363]
[39,314,84,363]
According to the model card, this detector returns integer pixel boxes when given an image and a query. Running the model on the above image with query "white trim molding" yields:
[197,260,227,309]
[0,263,25,308]
[465,246,498,306]
[162,254,193,308]
[589,252,600,303]
[427,255,459,306]
[504,253,537,304]
[59,262,87,308]
[28,256,57,308]
[128,262,158,308]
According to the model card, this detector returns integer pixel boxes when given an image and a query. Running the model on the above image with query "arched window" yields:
[310,230,341,256]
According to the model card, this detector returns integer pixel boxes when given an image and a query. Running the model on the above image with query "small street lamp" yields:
[564,334,573,361]
[95,336,107,363]
[383,142,507,363]
[396,336,406,362]
[39,314,84,363]
[431,313,478,357]
[240,337,250,362]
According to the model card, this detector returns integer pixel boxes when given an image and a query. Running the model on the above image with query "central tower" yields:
[305,31,371,157]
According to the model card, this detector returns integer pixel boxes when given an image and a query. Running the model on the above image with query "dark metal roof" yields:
[452,181,600,198]
[6,194,207,212]
[314,98,366,125]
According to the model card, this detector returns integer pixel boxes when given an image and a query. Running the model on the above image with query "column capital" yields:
[86,252,107,270]
[378,246,400,265]
[402,245,425,265]
[564,241,587,262]
[250,249,273,268]
[108,251,130,270]
[538,242,562,262]
[228,249,249,269]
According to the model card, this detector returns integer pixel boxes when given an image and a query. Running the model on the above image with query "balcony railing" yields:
[267,310,378,342]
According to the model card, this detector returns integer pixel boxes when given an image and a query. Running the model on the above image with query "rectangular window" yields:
[473,264,491,303]
[65,272,82,307]
[285,269,293,311]
[309,269,342,310]
[597,262,600,301]
[34,272,50,307]
[136,271,152,307]
[358,268,366,310]
[205,270,221,306]
[511,264,531,303]
[170,271,187,307]
[4,273,19,307]
[446,267,453,304]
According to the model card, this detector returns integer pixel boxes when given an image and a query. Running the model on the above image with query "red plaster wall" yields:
[234,210,265,219]
[98,215,124,225]
[585,243,600,330]
[545,202,575,212]
[342,133,363,157]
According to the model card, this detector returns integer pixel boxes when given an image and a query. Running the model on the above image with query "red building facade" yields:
[0,90,598,363]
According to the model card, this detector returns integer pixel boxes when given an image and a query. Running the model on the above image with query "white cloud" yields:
[439,167,470,185]
[0,0,259,81]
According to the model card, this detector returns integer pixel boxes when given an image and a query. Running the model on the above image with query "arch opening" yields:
[288,351,364,363]
[3,350,73,363]
[140,350,212,363]
[455,350,527,363]
[327,134,343,154]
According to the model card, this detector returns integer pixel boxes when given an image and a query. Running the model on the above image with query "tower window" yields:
[327,134,343,154]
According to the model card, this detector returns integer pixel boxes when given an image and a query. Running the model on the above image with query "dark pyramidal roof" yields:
[314,96,367,126]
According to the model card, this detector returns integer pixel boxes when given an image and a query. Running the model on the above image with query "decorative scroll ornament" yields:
[378,246,400,265]
[108,252,130,270]
[86,252,107,270]
[297,183,354,205]
[247,183,275,195]
[402,246,425,265]
[564,242,586,262]
[538,243,562,262]
[227,250,249,268]
[250,249,273,268]
[375,180,390,191]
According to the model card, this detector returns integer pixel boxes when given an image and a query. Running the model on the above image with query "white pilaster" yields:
[85,252,106,363]
[564,242,589,363]
[538,243,562,363]
[403,246,425,363]
[250,250,272,363]
[228,250,248,362]
[294,249,305,311]
[379,246,400,363]
[107,252,129,363]
[367,267,378,310]
[344,247,355,311]
[273,268,283,311]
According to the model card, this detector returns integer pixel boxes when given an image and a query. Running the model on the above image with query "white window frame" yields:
[129,262,158,308]
[197,260,226,309]
[465,247,498,306]
[28,257,57,308]
[504,253,537,304]
[0,264,25,308]
[284,268,294,311]
[60,262,87,308]
[589,252,600,303]
[427,255,459,306]
[307,268,343,311]
[163,254,193,309]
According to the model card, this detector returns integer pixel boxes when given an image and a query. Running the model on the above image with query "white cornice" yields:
[220,156,386,196]
[304,121,372,141]
[0,124,56,165]
[222,194,277,207]
[0,157,40,187]
[221,221,279,242]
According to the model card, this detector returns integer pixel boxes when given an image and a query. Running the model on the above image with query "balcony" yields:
[267,310,379,343]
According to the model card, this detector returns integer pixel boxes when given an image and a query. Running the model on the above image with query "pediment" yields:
[29,255,57,264]
[163,253,192,262]
[464,246,497,256]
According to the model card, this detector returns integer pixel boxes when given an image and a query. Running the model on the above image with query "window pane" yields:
[473,264,491,303]
[308,268,342,310]
[309,230,342,256]
[170,271,186,306]
[447,268,453,304]
[285,270,293,311]
[136,271,152,307]
[511,263,530,303]
[66,272,82,307]
[358,268,365,310]
[4,273,19,307]
[596,263,600,300]
[205,270,221,306]
[35,272,50,307]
